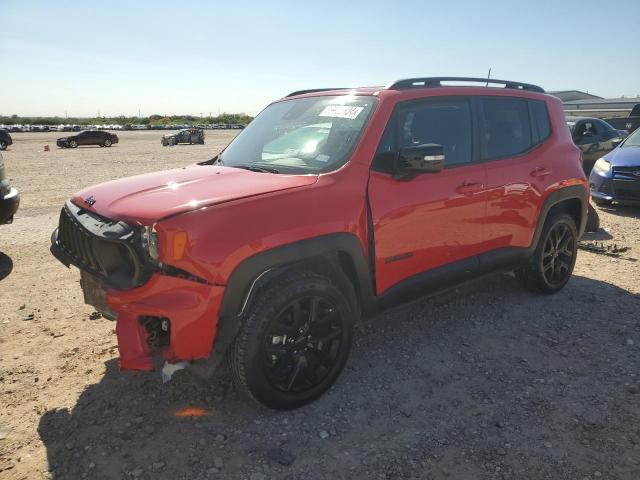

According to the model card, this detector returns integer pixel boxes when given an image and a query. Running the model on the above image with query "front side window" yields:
[372,100,472,172]
[399,101,472,166]
[481,97,533,159]
[218,95,377,174]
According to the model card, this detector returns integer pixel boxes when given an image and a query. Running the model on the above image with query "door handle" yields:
[531,167,552,178]
[456,181,484,194]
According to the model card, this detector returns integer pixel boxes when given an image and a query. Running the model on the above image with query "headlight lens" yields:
[593,158,611,174]
[141,224,160,261]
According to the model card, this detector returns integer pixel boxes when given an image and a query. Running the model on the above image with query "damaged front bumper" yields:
[50,202,229,373]
[108,273,225,371]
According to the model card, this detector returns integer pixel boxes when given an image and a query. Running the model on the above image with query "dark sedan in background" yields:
[566,116,627,174]
[57,130,119,148]
[589,127,640,206]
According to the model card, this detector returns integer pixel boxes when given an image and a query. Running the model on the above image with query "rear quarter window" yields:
[480,97,533,159]
[530,100,551,141]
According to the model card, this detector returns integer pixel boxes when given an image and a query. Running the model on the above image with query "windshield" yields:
[216,95,377,174]
[622,128,640,147]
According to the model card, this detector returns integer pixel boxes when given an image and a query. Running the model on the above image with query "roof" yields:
[285,77,547,100]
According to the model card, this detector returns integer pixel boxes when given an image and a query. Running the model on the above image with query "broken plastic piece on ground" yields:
[577,241,637,262]
[161,360,188,383]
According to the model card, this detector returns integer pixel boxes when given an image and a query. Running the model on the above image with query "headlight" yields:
[593,158,611,174]
[140,224,160,261]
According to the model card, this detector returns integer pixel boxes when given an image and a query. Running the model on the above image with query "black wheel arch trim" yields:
[528,184,588,253]
[218,233,373,320]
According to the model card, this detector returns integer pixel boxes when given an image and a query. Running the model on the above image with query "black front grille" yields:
[58,207,102,273]
[612,166,640,177]
[54,201,151,290]
[612,179,640,200]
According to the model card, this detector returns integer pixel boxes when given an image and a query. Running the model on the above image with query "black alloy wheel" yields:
[261,295,345,394]
[230,270,355,409]
[541,222,575,287]
[516,212,578,294]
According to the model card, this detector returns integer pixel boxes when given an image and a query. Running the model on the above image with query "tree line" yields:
[0,113,254,126]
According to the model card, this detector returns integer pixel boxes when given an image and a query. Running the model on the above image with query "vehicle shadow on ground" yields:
[38,273,640,480]
[0,251,13,281]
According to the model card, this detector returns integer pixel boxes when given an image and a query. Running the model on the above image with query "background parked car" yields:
[589,126,640,206]
[161,128,204,146]
[0,129,12,151]
[566,116,627,174]
[0,153,20,225]
[57,130,119,148]
[605,103,640,135]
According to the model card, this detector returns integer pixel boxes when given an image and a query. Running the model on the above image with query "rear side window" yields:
[481,97,532,159]
[530,100,551,141]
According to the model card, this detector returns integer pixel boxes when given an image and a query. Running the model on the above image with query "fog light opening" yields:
[139,316,171,348]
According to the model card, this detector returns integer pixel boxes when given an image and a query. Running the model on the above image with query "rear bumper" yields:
[0,187,20,224]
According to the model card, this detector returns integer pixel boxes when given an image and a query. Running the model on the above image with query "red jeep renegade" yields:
[51,77,588,409]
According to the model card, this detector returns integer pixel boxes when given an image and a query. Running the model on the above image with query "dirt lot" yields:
[1,131,639,480]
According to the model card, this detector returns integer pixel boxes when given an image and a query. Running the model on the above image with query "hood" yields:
[71,165,318,224]
[605,146,640,167]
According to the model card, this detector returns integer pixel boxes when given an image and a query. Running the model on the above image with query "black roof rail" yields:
[387,77,545,93]
[285,88,348,98]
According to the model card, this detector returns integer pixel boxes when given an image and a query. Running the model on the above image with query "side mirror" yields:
[394,143,445,180]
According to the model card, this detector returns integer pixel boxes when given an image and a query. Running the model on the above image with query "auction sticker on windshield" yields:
[319,105,364,120]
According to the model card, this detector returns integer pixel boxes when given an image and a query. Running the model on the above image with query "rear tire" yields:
[230,270,355,410]
[0,141,7,151]
[516,212,578,294]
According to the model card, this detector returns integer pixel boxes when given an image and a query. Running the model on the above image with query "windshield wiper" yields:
[198,154,221,166]
[233,164,280,174]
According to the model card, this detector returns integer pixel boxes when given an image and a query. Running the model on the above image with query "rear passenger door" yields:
[481,96,552,251]
[368,97,488,294]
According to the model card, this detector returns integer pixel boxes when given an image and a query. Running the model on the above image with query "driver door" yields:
[367,98,487,294]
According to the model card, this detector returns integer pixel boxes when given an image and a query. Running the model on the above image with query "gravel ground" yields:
[1,131,639,480]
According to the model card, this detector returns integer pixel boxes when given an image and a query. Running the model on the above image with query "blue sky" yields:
[1,0,639,117]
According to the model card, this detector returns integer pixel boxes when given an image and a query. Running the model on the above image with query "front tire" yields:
[516,212,578,294]
[0,141,7,151]
[103,138,112,147]
[69,140,78,148]
[230,270,355,410]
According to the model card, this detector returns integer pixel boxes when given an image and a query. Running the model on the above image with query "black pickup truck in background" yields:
[605,104,640,135]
